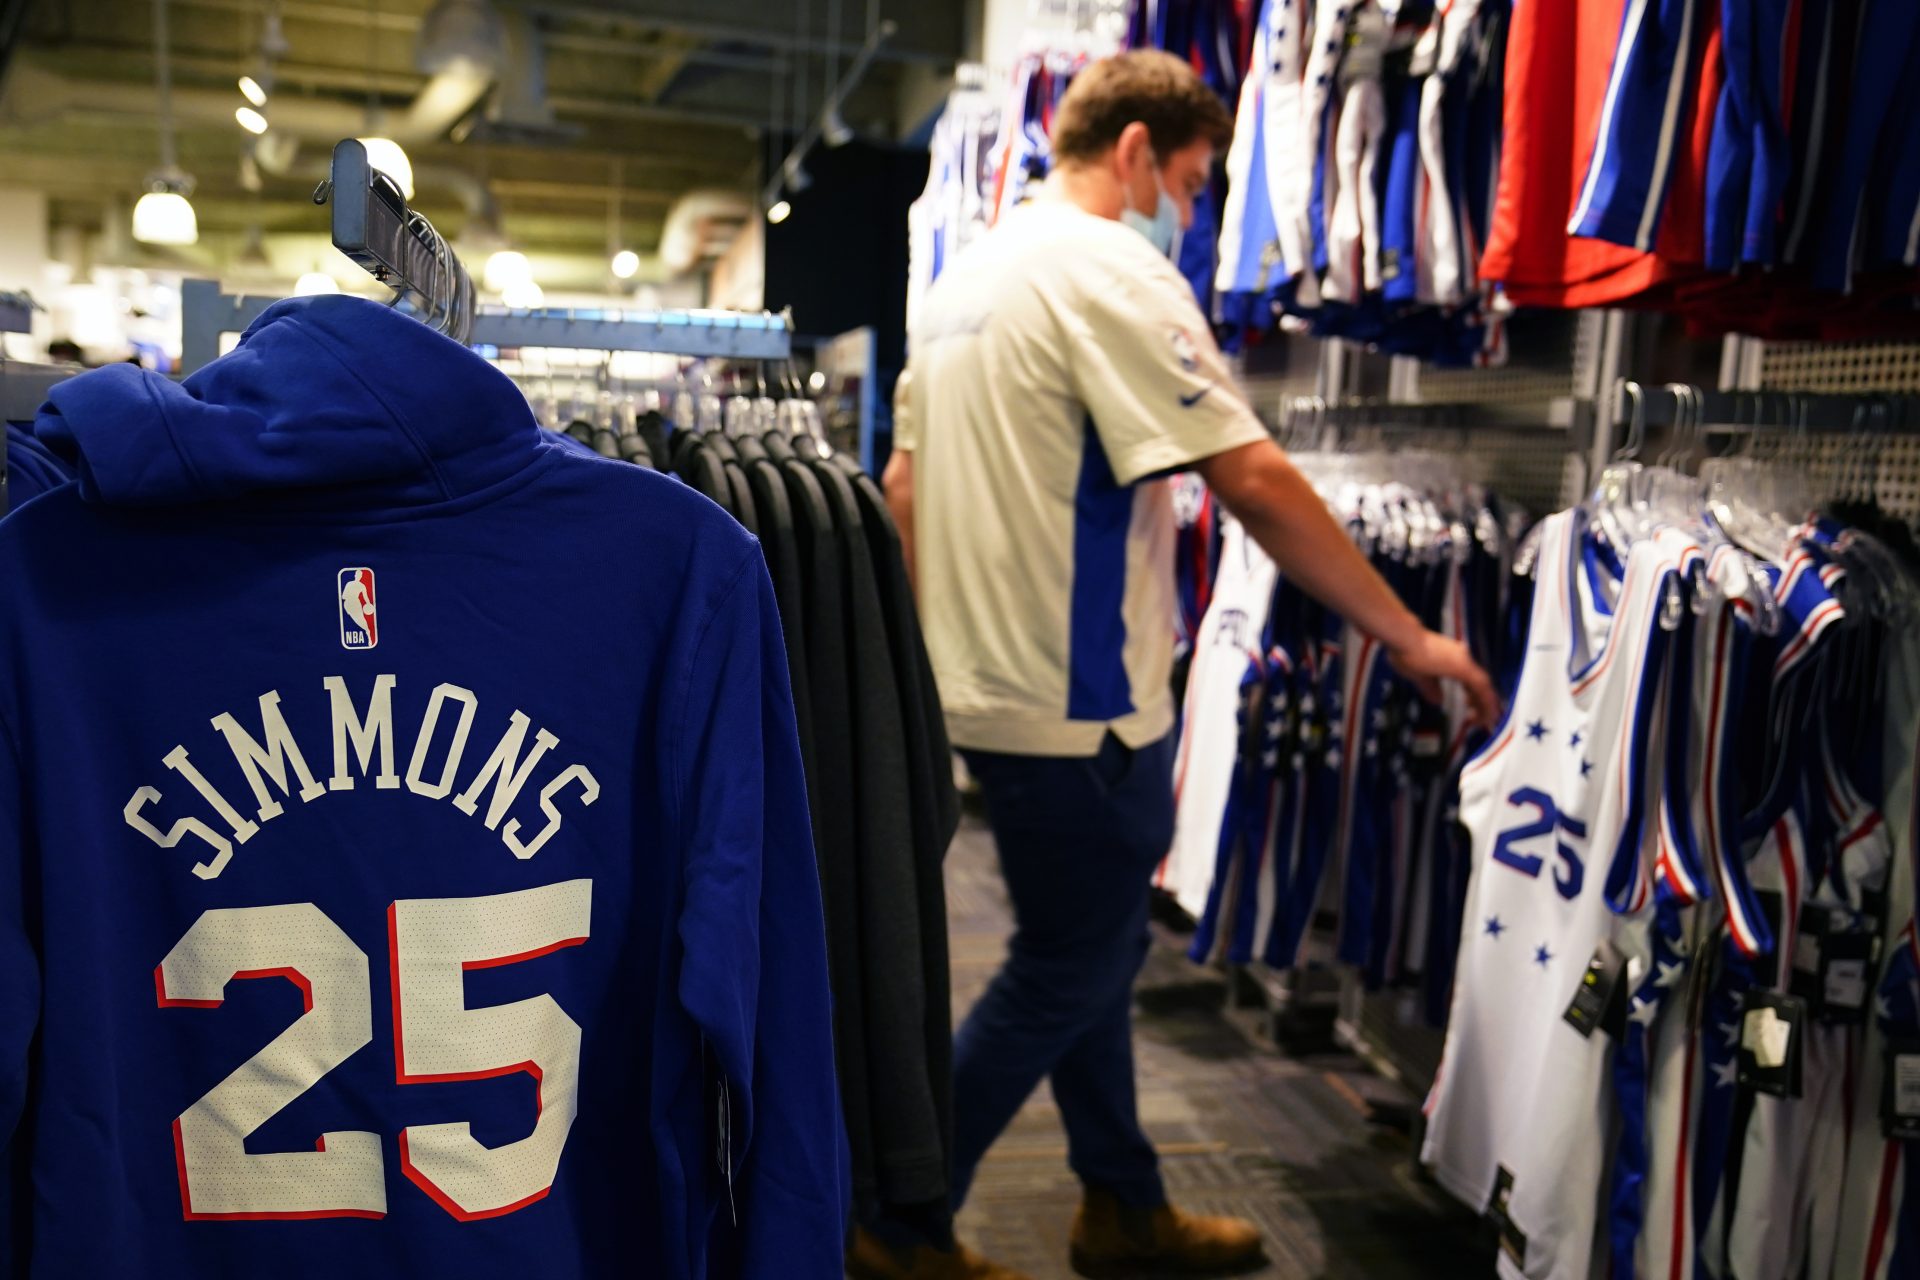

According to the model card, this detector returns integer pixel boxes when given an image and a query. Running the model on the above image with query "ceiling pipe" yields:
[0,57,494,146]
[656,188,752,277]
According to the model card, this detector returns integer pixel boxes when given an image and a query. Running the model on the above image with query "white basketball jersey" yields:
[1424,511,1688,1280]
[1833,624,1920,1280]
[1164,515,1278,919]
[1729,770,1894,1280]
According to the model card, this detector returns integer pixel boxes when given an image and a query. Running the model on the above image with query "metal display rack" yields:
[0,292,32,338]
[182,280,792,375]
[183,139,794,373]
[1221,309,1920,1107]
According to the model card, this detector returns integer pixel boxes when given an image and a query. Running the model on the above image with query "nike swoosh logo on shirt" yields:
[1179,384,1216,408]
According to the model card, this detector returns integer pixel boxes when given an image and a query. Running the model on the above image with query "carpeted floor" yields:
[943,815,1498,1280]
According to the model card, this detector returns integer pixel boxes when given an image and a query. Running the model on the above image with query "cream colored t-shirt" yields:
[900,197,1269,757]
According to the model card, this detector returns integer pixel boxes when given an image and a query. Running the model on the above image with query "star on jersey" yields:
[1534,943,1553,968]
[1718,1020,1741,1046]
[1580,758,1593,778]
[1629,996,1658,1026]
[1526,720,1550,742]
[1485,916,1506,939]
[1654,960,1686,989]
[1569,730,1584,751]
[1876,993,1895,1023]
[1712,1057,1739,1089]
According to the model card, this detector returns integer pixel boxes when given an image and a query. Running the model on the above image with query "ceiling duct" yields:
[416,0,508,77]
[0,0,505,146]
[457,9,582,148]
[657,188,751,277]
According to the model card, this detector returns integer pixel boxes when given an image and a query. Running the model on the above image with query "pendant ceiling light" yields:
[135,0,198,246]
[607,159,636,281]
[483,249,531,294]
[359,136,415,199]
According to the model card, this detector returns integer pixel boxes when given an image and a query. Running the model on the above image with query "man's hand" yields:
[1386,630,1501,730]
[1199,439,1502,730]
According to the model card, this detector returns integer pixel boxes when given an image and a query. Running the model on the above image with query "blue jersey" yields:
[1568,0,1707,252]
[1216,0,1312,336]
[1807,0,1920,290]
[1704,0,1792,270]
[0,298,846,1279]
[1868,46,1920,269]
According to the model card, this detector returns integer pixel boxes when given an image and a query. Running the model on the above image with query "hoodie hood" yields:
[35,295,542,511]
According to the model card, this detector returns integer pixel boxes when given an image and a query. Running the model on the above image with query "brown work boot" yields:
[847,1225,1033,1280]
[1068,1188,1266,1278]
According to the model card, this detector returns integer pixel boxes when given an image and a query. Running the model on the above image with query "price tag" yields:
[1564,941,1628,1040]
[1486,1166,1528,1270]
[1882,1040,1920,1142]
[1817,913,1877,1025]
[1738,989,1805,1098]
[1339,3,1391,86]
[1744,1007,1791,1067]
[1823,957,1868,1019]
[1794,931,1822,977]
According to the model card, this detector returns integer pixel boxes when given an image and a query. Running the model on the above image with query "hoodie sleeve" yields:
[0,714,38,1275]
[673,546,848,1277]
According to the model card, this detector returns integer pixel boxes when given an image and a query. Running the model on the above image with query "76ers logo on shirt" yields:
[338,567,378,650]
[1169,326,1200,372]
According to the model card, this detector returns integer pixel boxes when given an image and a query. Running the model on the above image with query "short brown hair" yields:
[1050,50,1234,165]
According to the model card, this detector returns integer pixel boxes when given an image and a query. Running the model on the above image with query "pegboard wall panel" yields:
[1757,340,1920,393]
[1407,312,1593,409]
[1720,433,1920,526]
[1463,427,1585,516]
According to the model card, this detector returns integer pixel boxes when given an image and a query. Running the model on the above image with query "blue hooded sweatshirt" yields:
[0,296,846,1279]
[3,422,74,511]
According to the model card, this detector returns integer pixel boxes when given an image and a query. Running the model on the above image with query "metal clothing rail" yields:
[181,279,794,374]
[0,360,72,423]
[470,307,792,361]
[0,293,33,336]
[1604,384,1920,434]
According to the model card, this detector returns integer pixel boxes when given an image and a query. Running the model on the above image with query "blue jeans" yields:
[951,731,1174,1212]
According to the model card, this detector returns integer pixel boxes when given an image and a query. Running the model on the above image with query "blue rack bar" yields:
[182,280,793,374]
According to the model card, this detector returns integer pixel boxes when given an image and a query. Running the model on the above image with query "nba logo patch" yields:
[338,567,378,650]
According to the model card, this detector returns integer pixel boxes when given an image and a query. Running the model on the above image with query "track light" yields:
[767,200,792,225]
[611,249,639,279]
[238,75,267,107]
[235,106,268,135]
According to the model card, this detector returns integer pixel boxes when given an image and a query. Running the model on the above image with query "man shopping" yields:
[874,50,1499,1280]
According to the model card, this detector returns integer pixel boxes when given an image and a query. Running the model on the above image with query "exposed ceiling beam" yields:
[488,179,676,206]
[538,30,780,75]
[30,42,426,96]
[166,0,417,34]
[546,92,763,134]
[629,30,700,103]
[0,0,35,86]
[514,1,954,63]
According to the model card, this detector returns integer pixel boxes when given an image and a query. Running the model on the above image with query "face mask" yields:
[1120,159,1182,259]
